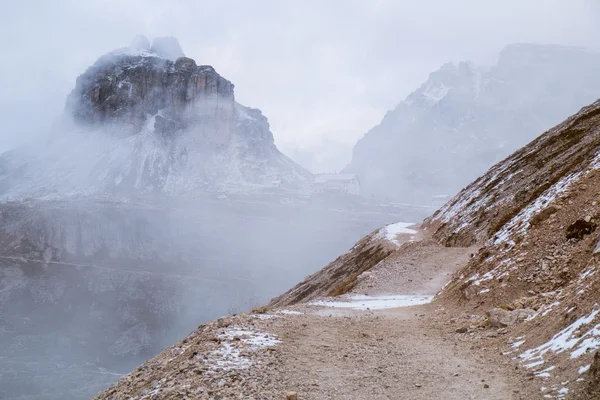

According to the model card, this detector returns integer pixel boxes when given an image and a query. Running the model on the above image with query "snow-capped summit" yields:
[0,36,311,199]
[346,43,600,204]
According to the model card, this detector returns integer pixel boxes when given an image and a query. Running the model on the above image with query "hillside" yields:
[94,97,600,399]
[424,99,600,398]
[347,43,600,204]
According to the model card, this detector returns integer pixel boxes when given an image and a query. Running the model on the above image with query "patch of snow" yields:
[524,359,545,369]
[253,314,276,320]
[535,365,555,378]
[579,364,591,374]
[208,327,280,370]
[580,267,597,281]
[277,310,303,315]
[493,171,582,246]
[520,308,600,367]
[311,294,433,310]
[570,321,600,358]
[376,222,417,246]
[542,302,561,317]
[422,82,450,103]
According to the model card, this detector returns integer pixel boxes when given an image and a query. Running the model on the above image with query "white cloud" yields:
[0,0,598,170]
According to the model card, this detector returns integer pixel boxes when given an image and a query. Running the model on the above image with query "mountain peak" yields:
[348,43,600,203]
[0,37,311,199]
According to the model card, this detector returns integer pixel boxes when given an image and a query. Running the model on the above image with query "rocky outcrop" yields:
[67,36,234,143]
[0,36,311,199]
[347,44,600,203]
[486,307,534,327]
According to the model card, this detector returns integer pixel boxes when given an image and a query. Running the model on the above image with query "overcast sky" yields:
[1,0,599,172]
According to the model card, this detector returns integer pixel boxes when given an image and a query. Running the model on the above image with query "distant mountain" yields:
[0,36,311,200]
[346,43,600,203]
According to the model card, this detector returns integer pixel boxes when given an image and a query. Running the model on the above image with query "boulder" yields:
[463,284,479,300]
[530,206,558,226]
[486,308,535,327]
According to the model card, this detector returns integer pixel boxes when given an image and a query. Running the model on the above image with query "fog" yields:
[1,2,600,399]
[2,0,600,171]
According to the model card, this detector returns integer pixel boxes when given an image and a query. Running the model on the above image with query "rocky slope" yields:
[92,96,600,399]
[0,36,310,200]
[422,98,600,398]
[347,43,600,203]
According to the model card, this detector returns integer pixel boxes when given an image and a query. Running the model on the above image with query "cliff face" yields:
[0,36,311,200]
[347,44,600,203]
[66,45,234,144]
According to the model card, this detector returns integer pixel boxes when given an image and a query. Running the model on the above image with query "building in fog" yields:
[312,173,361,195]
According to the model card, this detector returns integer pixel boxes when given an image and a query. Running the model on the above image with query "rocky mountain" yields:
[0,37,424,400]
[346,43,600,204]
[0,36,310,200]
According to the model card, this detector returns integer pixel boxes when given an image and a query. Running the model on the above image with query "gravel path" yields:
[95,231,542,399]
[267,305,531,400]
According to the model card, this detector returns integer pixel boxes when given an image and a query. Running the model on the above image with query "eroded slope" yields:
[426,100,600,398]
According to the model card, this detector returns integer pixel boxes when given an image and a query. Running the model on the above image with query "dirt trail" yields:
[263,235,540,399]
[268,306,525,400]
[95,232,542,399]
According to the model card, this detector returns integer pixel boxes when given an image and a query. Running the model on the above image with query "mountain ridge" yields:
[347,43,600,203]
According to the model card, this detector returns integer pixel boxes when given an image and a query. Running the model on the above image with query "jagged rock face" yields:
[66,40,234,144]
[347,44,600,203]
[0,37,311,199]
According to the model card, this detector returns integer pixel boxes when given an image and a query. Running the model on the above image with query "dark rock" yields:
[175,56,197,71]
[566,219,597,240]
[67,51,235,140]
